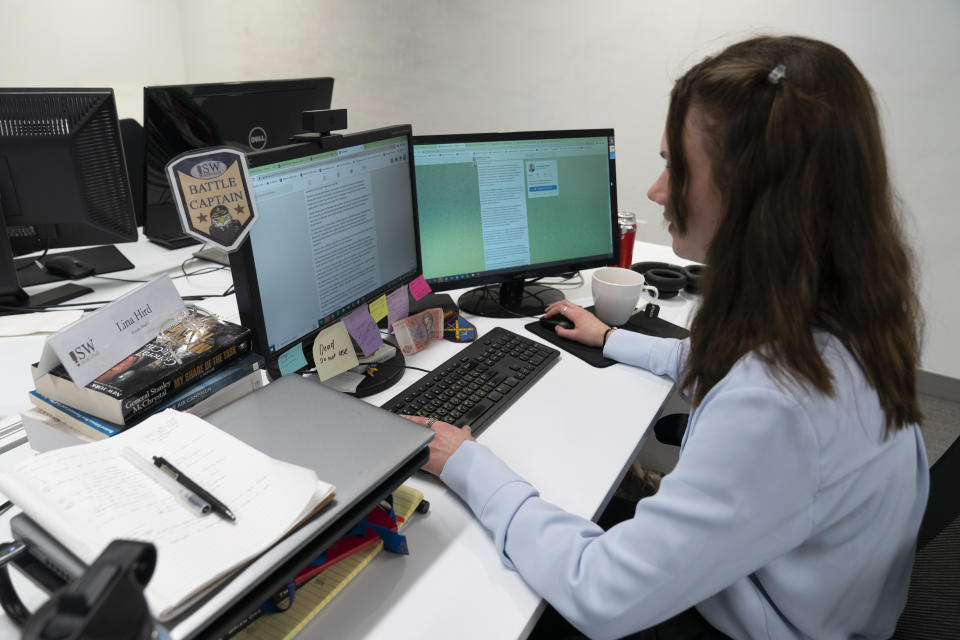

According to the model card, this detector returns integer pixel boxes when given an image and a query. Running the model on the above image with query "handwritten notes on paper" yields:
[408,275,432,301]
[342,307,383,357]
[312,322,359,381]
[386,286,410,331]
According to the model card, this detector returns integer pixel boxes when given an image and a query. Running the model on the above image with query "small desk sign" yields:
[34,276,186,388]
[165,146,259,252]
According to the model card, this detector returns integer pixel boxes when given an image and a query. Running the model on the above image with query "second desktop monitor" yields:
[412,129,618,317]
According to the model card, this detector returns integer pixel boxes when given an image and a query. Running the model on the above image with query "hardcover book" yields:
[32,315,253,425]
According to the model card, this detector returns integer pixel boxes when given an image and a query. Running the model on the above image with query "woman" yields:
[408,35,928,639]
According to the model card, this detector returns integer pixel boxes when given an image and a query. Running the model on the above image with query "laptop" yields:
[10,374,432,638]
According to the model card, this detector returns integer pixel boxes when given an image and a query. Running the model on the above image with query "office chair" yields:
[653,413,688,447]
[892,432,960,638]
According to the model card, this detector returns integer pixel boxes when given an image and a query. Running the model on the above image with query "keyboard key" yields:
[460,399,493,426]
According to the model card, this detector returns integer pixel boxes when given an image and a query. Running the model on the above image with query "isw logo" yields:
[68,339,97,366]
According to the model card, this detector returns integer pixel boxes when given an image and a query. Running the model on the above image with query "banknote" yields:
[393,308,443,355]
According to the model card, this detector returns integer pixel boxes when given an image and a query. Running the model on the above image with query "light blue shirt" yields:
[440,330,929,639]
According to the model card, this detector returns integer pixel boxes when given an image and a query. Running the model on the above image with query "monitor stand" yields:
[265,337,408,398]
[192,245,230,266]
[0,283,94,316]
[457,280,564,318]
[1,240,95,315]
[352,342,406,399]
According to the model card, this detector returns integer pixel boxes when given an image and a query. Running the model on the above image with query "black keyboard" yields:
[381,326,560,436]
[146,232,200,249]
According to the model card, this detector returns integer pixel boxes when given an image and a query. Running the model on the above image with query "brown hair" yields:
[668,35,923,434]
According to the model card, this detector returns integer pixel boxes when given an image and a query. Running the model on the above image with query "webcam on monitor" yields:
[290,109,349,149]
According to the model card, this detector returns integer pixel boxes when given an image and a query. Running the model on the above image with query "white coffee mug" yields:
[592,267,650,325]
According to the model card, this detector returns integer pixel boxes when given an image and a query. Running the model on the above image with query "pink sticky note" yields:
[342,307,384,357]
[408,275,432,301]
[386,286,410,332]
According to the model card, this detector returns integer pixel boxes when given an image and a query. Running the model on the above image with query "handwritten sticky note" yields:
[368,294,388,323]
[408,275,432,301]
[386,286,410,331]
[277,344,308,376]
[342,307,384,357]
[312,322,360,382]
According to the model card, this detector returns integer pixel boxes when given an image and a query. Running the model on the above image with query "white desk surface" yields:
[0,237,697,640]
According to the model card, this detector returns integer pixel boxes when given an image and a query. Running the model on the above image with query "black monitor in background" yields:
[230,124,421,392]
[119,118,145,227]
[0,88,138,312]
[142,77,334,249]
[412,129,618,317]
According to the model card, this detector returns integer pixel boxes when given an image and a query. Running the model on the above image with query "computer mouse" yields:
[43,255,96,279]
[539,314,575,331]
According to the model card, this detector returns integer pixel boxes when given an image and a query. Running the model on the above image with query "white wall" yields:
[2,0,959,378]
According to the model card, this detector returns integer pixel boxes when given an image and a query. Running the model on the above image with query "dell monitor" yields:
[230,124,420,392]
[143,77,334,248]
[412,129,618,317]
[0,88,138,311]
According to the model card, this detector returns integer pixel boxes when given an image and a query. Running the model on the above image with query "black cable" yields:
[382,363,432,374]
[541,272,584,288]
[361,361,434,375]
[92,275,152,284]
[0,304,53,313]
[91,262,229,286]
[180,255,196,278]
[175,265,230,280]
[7,282,238,314]
[15,247,48,272]
[0,561,30,626]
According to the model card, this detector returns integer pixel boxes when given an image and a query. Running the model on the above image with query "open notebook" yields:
[0,409,335,621]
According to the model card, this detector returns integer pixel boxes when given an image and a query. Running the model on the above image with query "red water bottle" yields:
[617,211,637,268]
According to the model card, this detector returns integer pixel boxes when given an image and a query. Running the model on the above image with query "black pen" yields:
[153,455,236,522]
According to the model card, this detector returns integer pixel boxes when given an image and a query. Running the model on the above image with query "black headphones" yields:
[630,261,707,298]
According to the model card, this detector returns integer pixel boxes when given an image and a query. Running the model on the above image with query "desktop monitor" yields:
[230,125,421,386]
[0,88,138,310]
[142,77,335,248]
[412,129,618,317]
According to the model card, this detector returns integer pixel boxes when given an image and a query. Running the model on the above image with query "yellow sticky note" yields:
[312,322,360,382]
[368,295,388,323]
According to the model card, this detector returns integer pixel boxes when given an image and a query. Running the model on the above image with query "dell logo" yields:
[248,126,267,150]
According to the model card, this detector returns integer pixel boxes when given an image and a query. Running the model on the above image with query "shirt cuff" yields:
[603,328,662,367]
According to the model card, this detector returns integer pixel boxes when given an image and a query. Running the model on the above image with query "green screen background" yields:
[416,154,612,278]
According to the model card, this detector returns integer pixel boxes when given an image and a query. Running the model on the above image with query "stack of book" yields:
[23,315,264,452]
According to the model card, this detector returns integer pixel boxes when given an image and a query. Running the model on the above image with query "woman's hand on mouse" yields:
[543,301,610,347]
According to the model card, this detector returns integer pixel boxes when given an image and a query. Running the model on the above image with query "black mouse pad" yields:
[524,305,690,368]
[14,245,135,286]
